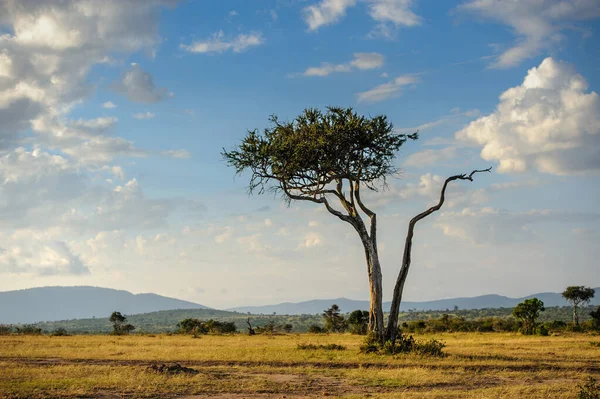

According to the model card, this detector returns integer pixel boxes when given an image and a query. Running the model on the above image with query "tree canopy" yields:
[223,106,417,205]
[512,298,545,335]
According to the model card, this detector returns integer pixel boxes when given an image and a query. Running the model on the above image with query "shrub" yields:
[177,318,236,335]
[360,332,445,357]
[15,325,42,335]
[536,325,549,336]
[0,325,12,335]
[297,343,346,351]
[578,376,600,399]
[308,324,326,334]
[51,328,70,336]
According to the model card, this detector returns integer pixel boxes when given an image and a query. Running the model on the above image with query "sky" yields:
[0,0,599,309]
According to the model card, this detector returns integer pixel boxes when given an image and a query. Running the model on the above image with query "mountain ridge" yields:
[1,286,598,324]
[228,289,600,315]
[0,286,207,324]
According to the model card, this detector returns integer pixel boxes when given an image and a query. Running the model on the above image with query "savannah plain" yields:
[1,332,599,399]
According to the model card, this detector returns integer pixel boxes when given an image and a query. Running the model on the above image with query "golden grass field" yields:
[1,333,599,398]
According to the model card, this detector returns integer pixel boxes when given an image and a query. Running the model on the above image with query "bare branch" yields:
[385,166,492,342]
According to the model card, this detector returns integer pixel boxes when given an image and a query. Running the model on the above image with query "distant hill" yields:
[228,288,600,315]
[0,286,207,324]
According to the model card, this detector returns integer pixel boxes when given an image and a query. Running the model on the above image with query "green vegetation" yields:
[176,318,236,335]
[10,305,598,335]
[109,311,135,335]
[579,377,600,399]
[512,298,545,335]
[296,343,346,350]
[563,286,596,326]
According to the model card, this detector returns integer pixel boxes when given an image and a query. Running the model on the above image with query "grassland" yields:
[1,332,599,398]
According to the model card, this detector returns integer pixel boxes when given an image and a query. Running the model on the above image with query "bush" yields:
[0,325,12,335]
[15,325,42,335]
[177,318,236,335]
[536,325,549,336]
[578,377,600,399]
[297,343,346,351]
[360,332,445,357]
[308,324,326,334]
[51,328,70,336]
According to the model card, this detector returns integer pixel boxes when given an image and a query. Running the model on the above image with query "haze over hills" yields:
[0,286,207,324]
[1,286,598,324]
[228,289,600,315]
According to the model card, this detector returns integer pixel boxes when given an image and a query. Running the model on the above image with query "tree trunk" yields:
[385,221,415,343]
[574,305,579,326]
[360,228,385,343]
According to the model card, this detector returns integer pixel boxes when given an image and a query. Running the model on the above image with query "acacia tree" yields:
[223,107,490,343]
[562,286,595,326]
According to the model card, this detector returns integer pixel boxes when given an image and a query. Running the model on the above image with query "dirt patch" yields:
[2,356,599,373]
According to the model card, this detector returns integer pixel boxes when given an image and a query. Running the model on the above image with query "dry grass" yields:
[0,333,598,398]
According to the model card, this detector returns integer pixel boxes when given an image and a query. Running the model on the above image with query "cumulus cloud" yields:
[300,52,384,77]
[357,74,418,103]
[0,238,89,276]
[113,64,170,103]
[180,31,264,54]
[102,101,117,109]
[0,0,175,150]
[456,57,600,175]
[458,0,600,68]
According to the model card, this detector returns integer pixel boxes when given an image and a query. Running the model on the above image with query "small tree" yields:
[109,311,134,335]
[323,304,347,333]
[347,310,369,335]
[562,286,595,326]
[512,298,545,335]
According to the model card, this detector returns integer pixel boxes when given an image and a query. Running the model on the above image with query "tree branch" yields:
[281,182,356,226]
[385,166,492,342]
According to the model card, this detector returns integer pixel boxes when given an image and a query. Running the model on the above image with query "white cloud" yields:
[0,238,89,276]
[459,0,600,68]
[404,147,459,167]
[113,64,170,103]
[456,57,600,175]
[301,52,384,77]
[357,74,418,102]
[437,207,600,245]
[302,0,421,34]
[102,101,117,109]
[181,30,264,54]
[132,111,155,120]
[303,0,357,31]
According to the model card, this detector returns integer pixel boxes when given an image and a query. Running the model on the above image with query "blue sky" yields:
[0,0,599,308]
